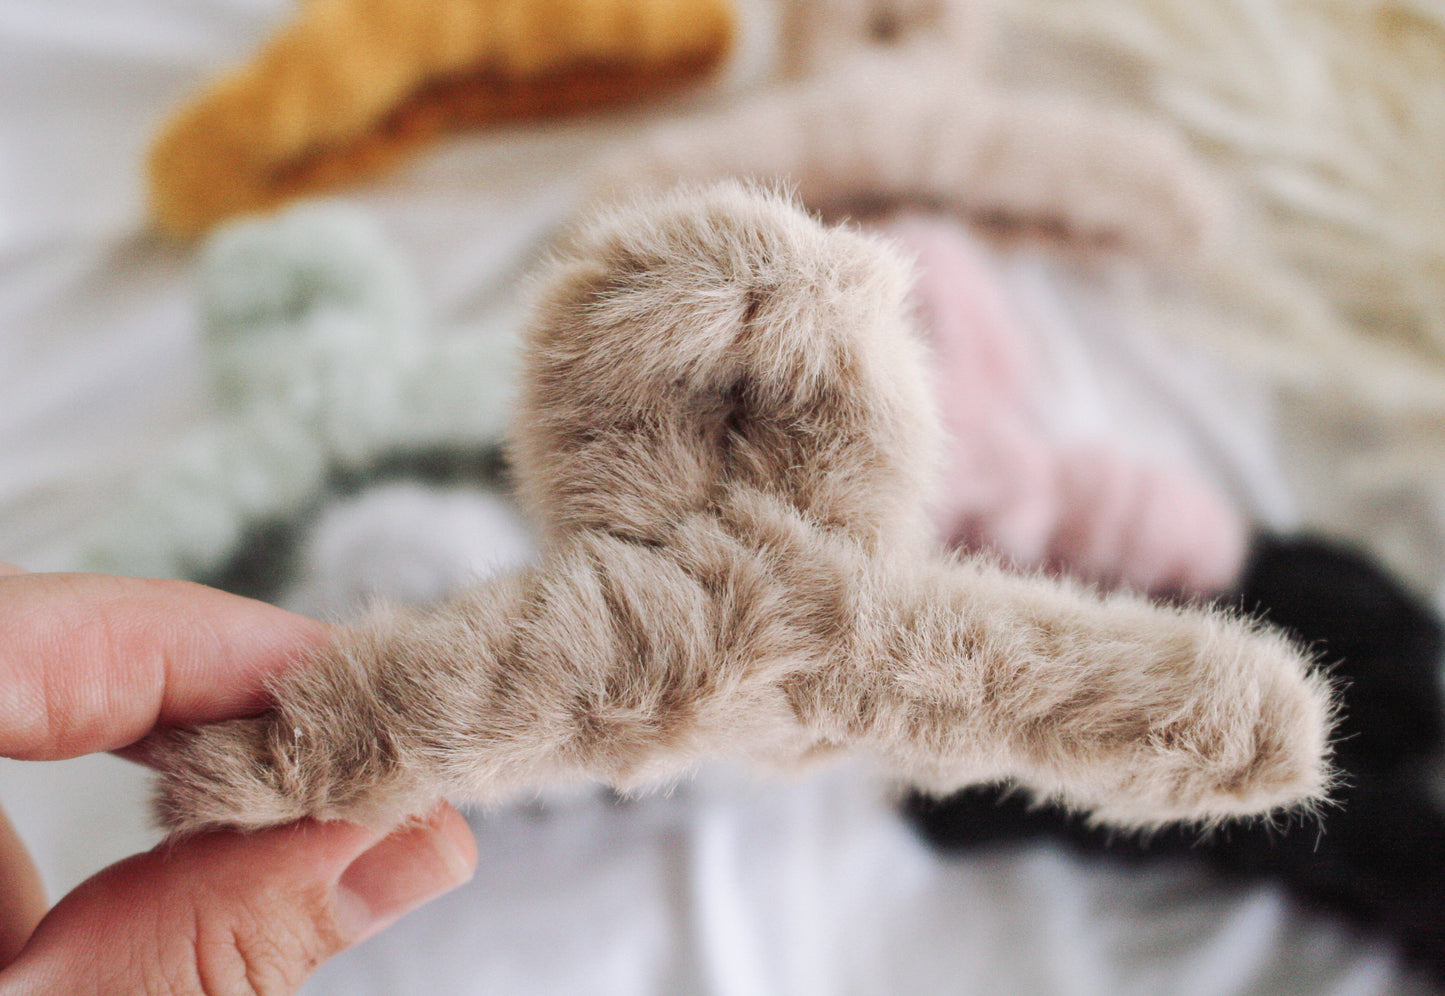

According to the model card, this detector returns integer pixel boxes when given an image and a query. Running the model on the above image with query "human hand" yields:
[0,566,477,995]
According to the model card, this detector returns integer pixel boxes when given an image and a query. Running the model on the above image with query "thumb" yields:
[0,803,475,995]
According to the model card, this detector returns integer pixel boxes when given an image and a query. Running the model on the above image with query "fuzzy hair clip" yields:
[872,211,1249,596]
[77,203,521,584]
[593,0,1233,264]
[146,0,736,238]
[904,533,1445,983]
[584,0,1249,594]
[149,183,1332,836]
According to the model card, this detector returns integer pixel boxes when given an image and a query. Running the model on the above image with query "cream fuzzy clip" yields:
[593,0,1234,264]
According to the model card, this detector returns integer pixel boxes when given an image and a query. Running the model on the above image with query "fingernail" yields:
[333,806,476,943]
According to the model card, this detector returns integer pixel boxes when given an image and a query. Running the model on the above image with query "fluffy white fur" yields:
[149,184,1333,835]
[991,0,1445,597]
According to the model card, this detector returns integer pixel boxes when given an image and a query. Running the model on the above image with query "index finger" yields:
[0,573,329,761]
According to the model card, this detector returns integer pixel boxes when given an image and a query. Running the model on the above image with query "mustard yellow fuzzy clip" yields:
[147,0,736,238]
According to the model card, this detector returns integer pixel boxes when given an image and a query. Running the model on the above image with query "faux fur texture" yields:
[903,532,1445,983]
[591,45,1233,264]
[148,184,1332,836]
[998,0,1445,412]
[990,0,1445,601]
[79,203,520,581]
[876,211,1246,594]
[777,0,994,79]
[147,0,736,237]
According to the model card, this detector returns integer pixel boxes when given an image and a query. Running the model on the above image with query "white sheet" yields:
[0,2,1438,994]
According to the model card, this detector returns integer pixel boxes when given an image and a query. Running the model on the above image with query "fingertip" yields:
[428,802,479,872]
[0,572,334,759]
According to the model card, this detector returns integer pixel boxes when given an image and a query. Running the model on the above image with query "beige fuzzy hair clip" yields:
[597,0,1233,262]
[151,183,1333,835]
